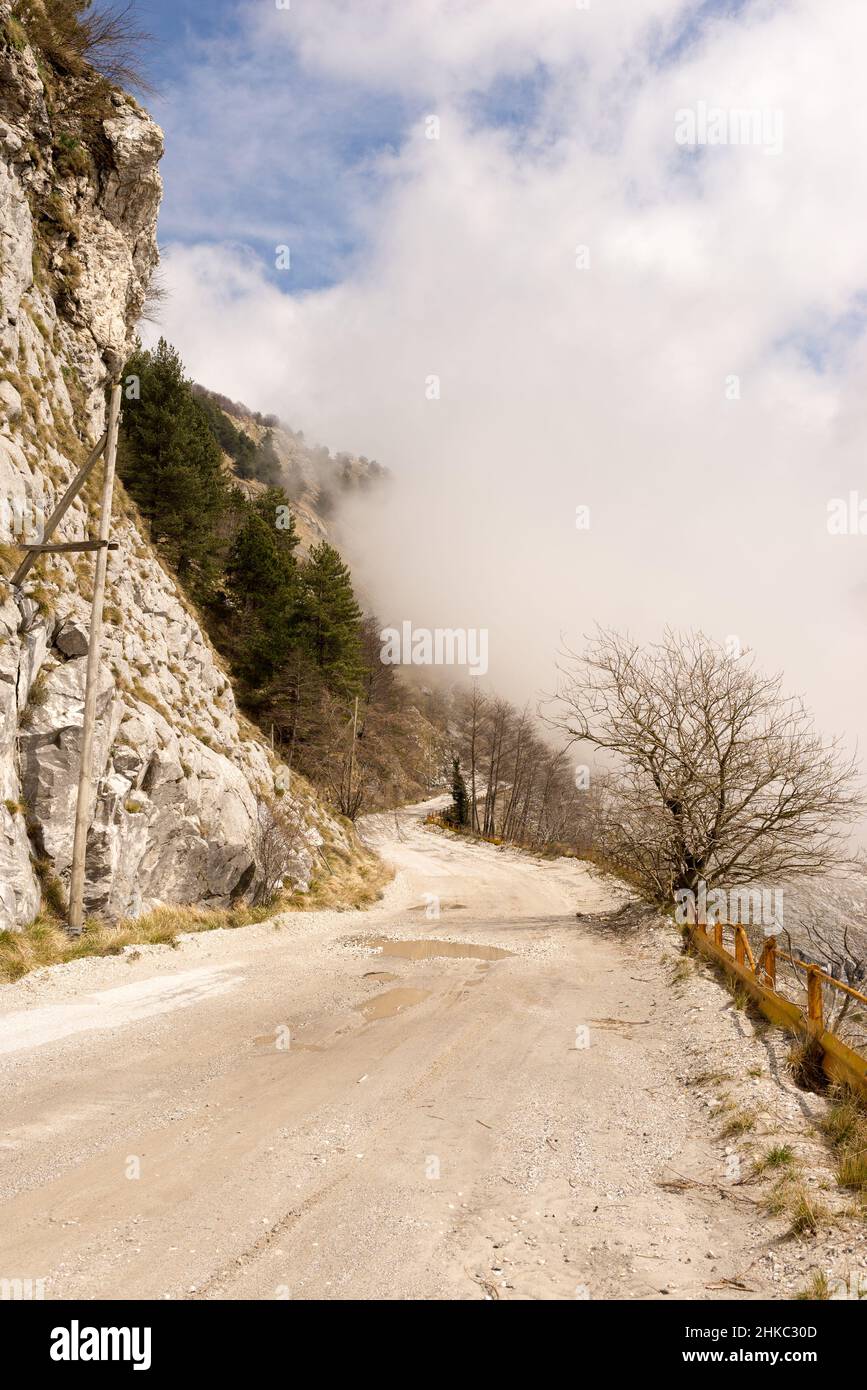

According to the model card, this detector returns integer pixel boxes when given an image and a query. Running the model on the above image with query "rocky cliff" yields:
[0,4,346,931]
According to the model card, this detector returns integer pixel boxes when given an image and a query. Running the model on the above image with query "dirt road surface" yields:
[0,800,795,1300]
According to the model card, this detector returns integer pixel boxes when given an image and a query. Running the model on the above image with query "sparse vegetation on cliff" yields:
[11,0,152,93]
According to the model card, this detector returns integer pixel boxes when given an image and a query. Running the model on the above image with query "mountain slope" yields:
[191,383,389,556]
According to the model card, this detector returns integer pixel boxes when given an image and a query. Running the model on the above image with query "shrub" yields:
[252,794,304,906]
[54,133,90,177]
[12,0,153,92]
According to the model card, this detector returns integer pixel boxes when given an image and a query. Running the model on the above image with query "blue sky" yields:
[106,0,759,293]
[98,0,428,290]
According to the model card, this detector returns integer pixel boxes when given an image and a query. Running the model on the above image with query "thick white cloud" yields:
[149,0,867,810]
[256,0,688,96]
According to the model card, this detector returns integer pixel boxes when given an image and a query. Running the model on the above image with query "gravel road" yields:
[0,800,837,1300]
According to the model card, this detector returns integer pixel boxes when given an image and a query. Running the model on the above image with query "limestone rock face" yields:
[0,6,343,928]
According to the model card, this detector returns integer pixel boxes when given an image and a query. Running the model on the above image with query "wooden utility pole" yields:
[347,695,359,816]
[67,381,122,935]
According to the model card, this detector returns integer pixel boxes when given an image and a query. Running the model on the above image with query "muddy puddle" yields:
[252,1033,325,1053]
[353,936,513,963]
[357,987,431,1021]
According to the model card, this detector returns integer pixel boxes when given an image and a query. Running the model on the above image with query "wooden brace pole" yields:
[20,541,119,555]
[67,385,122,935]
[10,431,108,588]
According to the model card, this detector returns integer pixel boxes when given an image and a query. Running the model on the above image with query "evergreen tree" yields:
[299,542,363,696]
[119,339,227,597]
[252,429,282,486]
[253,487,299,559]
[450,757,470,827]
[223,505,298,686]
[224,429,257,478]
[191,389,257,474]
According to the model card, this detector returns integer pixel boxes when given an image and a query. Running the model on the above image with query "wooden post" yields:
[11,432,108,588]
[807,966,824,1028]
[714,922,724,950]
[347,695,358,816]
[67,384,122,935]
[763,935,777,989]
[735,927,745,967]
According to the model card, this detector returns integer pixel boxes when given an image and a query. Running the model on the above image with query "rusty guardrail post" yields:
[763,935,776,989]
[807,966,824,1029]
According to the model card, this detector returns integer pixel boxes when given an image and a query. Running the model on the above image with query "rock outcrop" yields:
[0,4,345,929]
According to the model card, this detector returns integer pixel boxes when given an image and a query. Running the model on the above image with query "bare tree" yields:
[467,683,485,833]
[482,698,511,836]
[443,686,602,855]
[547,628,862,900]
[138,266,169,326]
[252,794,304,906]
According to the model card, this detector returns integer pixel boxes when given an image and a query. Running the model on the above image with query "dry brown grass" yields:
[0,838,393,985]
[285,841,393,913]
[0,904,266,983]
[789,1185,830,1236]
[794,1270,832,1301]
[788,1034,829,1092]
[766,1173,830,1236]
[820,1088,867,1202]
[0,542,24,579]
[719,1107,757,1139]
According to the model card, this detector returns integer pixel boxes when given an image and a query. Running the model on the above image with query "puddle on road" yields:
[357,987,431,1021]
[349,936,512,1025]
[409,900,468,913]
[353,936,513,963]
[252,1033,325,1053]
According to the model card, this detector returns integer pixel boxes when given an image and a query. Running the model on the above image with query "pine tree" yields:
[450,757,470,827]
[252,429,282,486]
[191,389,257,474]
[299,542,363,696]
[253,487,299,559]
[119,339,228,598]
[223,505,298,686]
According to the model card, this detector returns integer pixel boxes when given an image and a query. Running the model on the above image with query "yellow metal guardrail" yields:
[689,922,867,1099]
